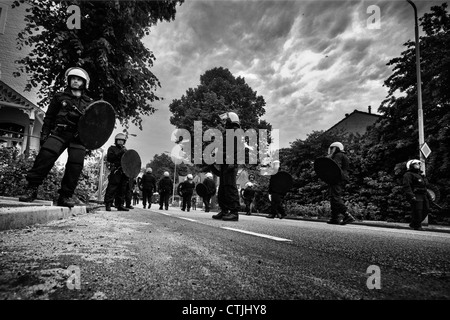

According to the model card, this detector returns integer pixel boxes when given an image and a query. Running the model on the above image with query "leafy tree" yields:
[147,152,196,183]
[168,67,272,170]
[13,0,184,129]
[367,3,450,200]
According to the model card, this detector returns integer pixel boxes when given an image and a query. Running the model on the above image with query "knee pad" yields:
[68,143,86,165]
[41,135,66,156]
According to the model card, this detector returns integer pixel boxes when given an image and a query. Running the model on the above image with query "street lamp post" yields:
[407,0,427,225]
[172,161,177,206]
[97,148,105,202]
[407,0,426,174]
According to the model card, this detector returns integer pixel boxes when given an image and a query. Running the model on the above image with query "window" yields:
[0,123,24,150]
[0,3,7,34]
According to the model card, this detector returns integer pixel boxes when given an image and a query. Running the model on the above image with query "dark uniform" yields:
[179,179,195,211]
[104,144,129,211]
[210,111,241,221]
[211,164,240,220]
[140,171,156,209]
[158,176,173,210]
[202,177,216,212]
[22,88,93,206]
[403,167,430,230]
[268,172,287,219]
[329,150,349,220]
[241,185,256,215]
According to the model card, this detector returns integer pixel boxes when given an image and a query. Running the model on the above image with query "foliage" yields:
[12,0,184,129]
[0,147,104,202]
[168,67,273,171]
[274,4,450,224]
[146,152,197,183]
[366,3,450,199]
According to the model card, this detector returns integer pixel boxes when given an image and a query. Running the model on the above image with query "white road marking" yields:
[179,217,198,222]
[159,212,172,216]
[344,224,450,239]
[221,227,292,242]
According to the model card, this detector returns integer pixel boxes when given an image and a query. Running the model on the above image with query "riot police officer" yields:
[202,172,216,213]
[19,67,93,207]
[179,174,195,212]
[104,133,130,211]
[158,171,173,210]
[403,159,430,230]
[326,142,355,225]
[210,112,241,221]
[241,181,256,215]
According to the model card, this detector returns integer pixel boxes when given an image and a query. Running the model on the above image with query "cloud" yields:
[133,0,447,162]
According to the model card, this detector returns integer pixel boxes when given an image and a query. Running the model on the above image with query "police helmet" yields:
[65,67,90,89]
[329,142,344,152]
[115,133,127,141]
[406,159,421,170]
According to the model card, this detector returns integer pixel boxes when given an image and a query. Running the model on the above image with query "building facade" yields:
[0,1,43,154]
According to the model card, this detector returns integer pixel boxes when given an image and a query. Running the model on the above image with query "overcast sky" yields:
[101,0,445,165]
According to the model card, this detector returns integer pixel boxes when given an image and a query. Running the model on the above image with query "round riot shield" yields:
[270,171,293,195]
[314,157,342,185]
[196,183,208,198]
[177,183,184,197]
[121,149,141,178]
[78,100,115,150]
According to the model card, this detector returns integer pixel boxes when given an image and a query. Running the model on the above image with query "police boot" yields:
[117,202,129,211]
[105,203,112,211]
[212,210,227,220]
[57,195,75,208]
[222,211,239,221]
[327,212,340,225]
[19,186,39,202]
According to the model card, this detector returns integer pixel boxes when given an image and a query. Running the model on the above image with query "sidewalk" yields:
[0,196,88,231]
[1,197,449,234]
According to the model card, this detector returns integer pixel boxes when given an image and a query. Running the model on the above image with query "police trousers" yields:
[159,191,171,209]
[217,184,240,213]
[329,182,347,217]
[26,132,86,197]
[104,170,128,206]
[410,194,429,228]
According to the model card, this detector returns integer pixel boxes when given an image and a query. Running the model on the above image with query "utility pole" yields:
[407,0,426,174]
[407,0,428,225]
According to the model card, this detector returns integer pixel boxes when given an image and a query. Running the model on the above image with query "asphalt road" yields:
[1,206,449,302]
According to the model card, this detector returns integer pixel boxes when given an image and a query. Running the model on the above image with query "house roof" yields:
[325,109,381,134]
[0,80,40,110]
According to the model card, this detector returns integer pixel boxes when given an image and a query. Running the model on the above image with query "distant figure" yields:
[326,142,355,225]
[158,171,173,210]
[267,161,286,219]
[202,172,216,213]
[179,174,195,212]
[140,167,156,209]
[191,197,197,210]
[403,159,430,231]
[240,182,256,215]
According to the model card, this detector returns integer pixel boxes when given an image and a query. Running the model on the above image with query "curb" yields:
[0,205,87,231]
[0,196,88,231]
